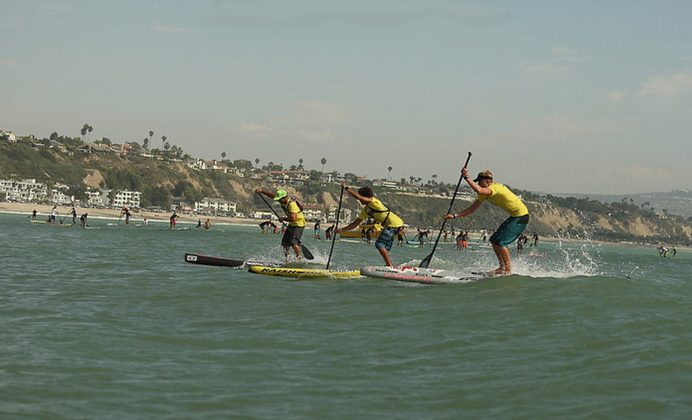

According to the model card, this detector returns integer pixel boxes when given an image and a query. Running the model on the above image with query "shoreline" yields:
[0,202,260,227]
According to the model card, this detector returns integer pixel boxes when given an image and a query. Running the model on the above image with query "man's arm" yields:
[342,183,373,204]
[337,218,363,233]
[254,188,275,199]
[445,200,482,220]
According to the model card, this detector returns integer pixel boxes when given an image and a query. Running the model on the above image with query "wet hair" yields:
[358,187,374,197]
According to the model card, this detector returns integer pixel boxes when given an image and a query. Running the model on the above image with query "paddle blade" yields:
[301,245,315,260]
[419,252,433,268]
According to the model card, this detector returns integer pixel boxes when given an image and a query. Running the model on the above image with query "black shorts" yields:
[281,225,304,247]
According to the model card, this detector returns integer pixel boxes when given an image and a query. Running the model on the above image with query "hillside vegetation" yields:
[1,140,690,245]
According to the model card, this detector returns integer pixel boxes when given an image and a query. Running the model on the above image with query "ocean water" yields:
[1,212,691,419]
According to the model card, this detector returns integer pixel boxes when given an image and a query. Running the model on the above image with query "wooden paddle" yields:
[256,192,315,260]
[419,152,472,268]
[326,186,344,269]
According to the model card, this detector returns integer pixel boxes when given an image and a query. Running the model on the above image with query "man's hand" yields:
[461,167,469,180]
[444,213,455,220]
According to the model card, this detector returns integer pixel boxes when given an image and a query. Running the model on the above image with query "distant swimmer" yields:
[70,206,77,225]
[445,169,529,275]
[337,184,405,267]
[197,219,203,228]
[32,209,37,220]
[143,217,148,226]
[80,212,88,228]
[671,246,677,257]
[169,211,178,229]
[657,245,669,257]
[203,219,211,229]
[531,232,539,247]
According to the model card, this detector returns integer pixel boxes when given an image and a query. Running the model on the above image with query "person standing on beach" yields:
[445,169,529,275]
[255,188,306,259]
[337,184,405,267]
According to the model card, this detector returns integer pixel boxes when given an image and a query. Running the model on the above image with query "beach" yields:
[0,201,259,226]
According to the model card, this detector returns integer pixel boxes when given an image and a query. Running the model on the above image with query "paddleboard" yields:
[360,265,484,284]
[185,253,245,267]
[248,265,361,279]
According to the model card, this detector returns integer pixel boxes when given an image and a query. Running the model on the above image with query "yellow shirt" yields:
[282,199,306,227]
[358,197,404,228]
[477,183,529,217]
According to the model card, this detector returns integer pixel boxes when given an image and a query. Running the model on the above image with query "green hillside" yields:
[1,139,691,245]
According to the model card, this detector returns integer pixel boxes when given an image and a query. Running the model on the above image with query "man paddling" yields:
[255,188,306,260]
[444,169,529,275]
[337,184,404,267]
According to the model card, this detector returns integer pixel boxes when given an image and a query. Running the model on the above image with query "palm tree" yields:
[149,130,154,146]
[221,151,227,160]
[432,174,438,185]
[388,166,393,181]
[80,124,88,142]
[161,135,167,149]
[87,125,93,142]
[143,138,149,150]
[255,158,260,169]
[320,157,327,172]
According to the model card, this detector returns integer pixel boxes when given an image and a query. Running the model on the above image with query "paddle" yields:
[256,192,315,260]
[419,152,472,268]
[326,186,345,270]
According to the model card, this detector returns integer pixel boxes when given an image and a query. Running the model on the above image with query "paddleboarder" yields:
[80,212,88,228]
[445,169,529,275]
[169,211,178,229]
[337,184,405,267]
[255,188,306,260]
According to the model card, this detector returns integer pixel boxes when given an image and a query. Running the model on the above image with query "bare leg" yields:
[292,244,303,259]
[378,248,394,267]
[491,243,510,274]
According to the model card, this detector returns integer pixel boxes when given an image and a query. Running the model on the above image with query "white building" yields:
[0,179,48,202]
[112,190,141,208]
[86,189,111,207]
[194,197,237,215]
[50,186,73,205]
[1,130,17,143]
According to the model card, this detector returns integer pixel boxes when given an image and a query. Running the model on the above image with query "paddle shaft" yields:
[420,152,472,268]
[326,186,344,270]
[256,192,314,260]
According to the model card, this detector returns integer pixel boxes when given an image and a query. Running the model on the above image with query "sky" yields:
[2,0,692,195]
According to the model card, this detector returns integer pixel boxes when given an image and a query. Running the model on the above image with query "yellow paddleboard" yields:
[248,265,360,278]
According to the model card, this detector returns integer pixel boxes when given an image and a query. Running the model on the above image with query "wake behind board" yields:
[360,265,484,284]
[248,265,361,279]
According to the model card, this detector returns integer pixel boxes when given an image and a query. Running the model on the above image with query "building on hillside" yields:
[50,187,73,205]
[0,179,49,202]
[112,190,141,208]
[86,189,111,207]
[1,130,17,143]
[77,143,111,154]
[302,206,324,222]
[194,197,237,215]
[187,159,208,170]
[327,206,352,223]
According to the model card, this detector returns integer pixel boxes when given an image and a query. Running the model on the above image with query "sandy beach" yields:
[0,201,259,226]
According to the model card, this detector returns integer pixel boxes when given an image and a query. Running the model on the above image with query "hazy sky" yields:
[3,0,692,194]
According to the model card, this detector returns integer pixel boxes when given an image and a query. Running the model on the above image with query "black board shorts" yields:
[281,225,304,247]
